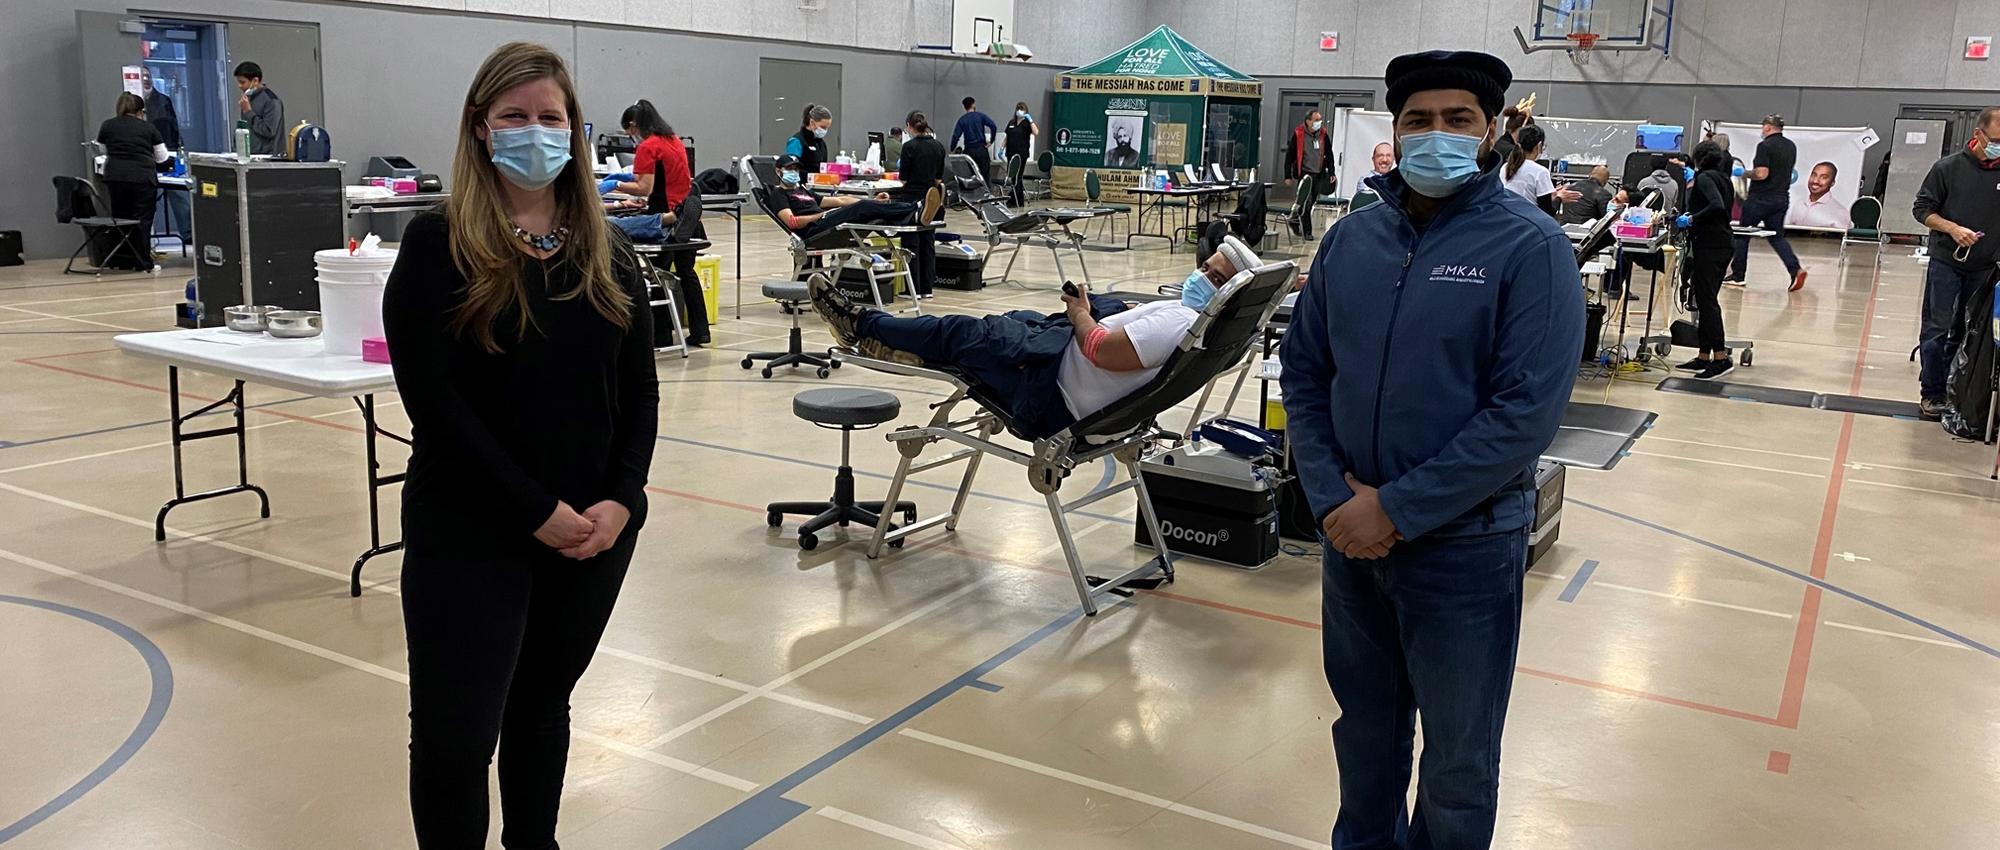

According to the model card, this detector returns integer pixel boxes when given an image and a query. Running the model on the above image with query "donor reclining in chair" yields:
[808,242,1260,440]
[773,154,944,240]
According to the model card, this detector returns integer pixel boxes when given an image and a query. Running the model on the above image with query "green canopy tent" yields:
[1049,26,1263,202]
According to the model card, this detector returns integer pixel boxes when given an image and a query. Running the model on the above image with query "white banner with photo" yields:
[1331,108,1395,198]
[1713,122,1880,230]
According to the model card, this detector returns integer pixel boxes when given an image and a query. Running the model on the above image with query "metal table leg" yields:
[732,208,743,320]
[154,366,271,540]
[350,393,409,597]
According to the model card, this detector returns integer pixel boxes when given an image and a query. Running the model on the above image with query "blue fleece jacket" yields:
[1279,165,1582,541]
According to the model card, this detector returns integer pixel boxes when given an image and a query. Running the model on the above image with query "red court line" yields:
[1773,261,1884,730]
[641,481,1766,725]
[15,348,118,362]
[17,358,364,435]
[1766,750,1792,774]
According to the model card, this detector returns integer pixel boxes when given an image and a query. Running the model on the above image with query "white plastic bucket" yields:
[314,248,397,356]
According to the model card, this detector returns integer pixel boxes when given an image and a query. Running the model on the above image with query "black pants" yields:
[966,147,993,186]
[803,200,918,241]
[1688,240,1732,355]
[902,229,936,295]
[669,244,709,343]
[105,180,156,270]
[402,528,637,849]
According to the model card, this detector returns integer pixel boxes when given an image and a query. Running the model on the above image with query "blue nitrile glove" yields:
[1683,166,1694,182]
[597,172,634,195]
[1732,164,1745,177]
[1675,213,1692,228]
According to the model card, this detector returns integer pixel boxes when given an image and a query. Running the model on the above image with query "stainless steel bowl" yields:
[224,305,276,333]
[264,310,323,339]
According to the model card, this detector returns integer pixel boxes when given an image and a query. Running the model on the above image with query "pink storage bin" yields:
[361,337,391,364]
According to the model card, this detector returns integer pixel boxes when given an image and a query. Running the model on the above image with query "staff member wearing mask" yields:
[1284,110,1332,235]
[380,41,658,848]
[96,92,173,271]
[1676,140,1741,380]
[784,103,833,176]
[1729,114,1805,291]
[608,99,706,345]
[889,110,948,298]
[1500,124,1580,216]
[1911,105,2000,420]
[1004,101,1038,206]
[951,96,1000,186]
[232,61,284,156]
[1281,50,1581,849]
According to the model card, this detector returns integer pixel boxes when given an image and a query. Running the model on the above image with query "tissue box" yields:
[389,178,419,195]
[809,172,841,186]
[823,163,854,179]
[1613,222,1656,240]
[361,337,391,364]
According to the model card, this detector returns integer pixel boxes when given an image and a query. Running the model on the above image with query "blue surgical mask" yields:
[487,124,572,191]
[1181,270,1217,311]
[1397,130,1485,198]
[781,170,801,186]
[1985,141,2000,159]
[1017,110,1028,120]
[813,127,829,139]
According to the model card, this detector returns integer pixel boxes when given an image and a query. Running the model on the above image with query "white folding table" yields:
[114,328,404,596]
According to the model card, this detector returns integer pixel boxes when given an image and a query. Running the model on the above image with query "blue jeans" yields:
[609,213,666,242]
[1321,529,1527,850]
[1920,261,1987,400]
[1731,194,1799,279]
[858,293,1128,438]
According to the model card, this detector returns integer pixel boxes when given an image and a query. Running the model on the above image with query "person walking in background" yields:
[140,67,181,151]
[1677,140,1742,381]
[381,41,658,849]
[233,61,284,156]
[1729,114,1805,291]
[1282,50,1581,850]
[96,92,172,271]
[951,96,1000,187]
[1911,106,2000,420]
[1004,101,1038,206]
[1284,109,1332,235]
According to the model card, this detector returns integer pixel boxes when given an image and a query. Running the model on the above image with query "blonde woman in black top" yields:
[95,92,171,270]
[380,41,657,848]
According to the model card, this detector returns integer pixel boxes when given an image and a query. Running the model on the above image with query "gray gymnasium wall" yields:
[1,0,1097,259]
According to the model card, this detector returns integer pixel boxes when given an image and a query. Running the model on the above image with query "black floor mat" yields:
[1658,377,1922,420]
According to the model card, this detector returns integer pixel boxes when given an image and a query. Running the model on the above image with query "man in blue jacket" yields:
[1280,50,1581,849]
[951,97,1000,187]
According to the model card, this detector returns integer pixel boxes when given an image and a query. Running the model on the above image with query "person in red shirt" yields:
[607,99,707,344]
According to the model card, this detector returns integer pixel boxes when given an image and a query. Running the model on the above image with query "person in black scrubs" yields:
[1677,140,1740,381]
[380,42,657,849]
[891,110,948,297]
[96,92,171,271]
[785,103,833,177]
[1003,101,1037,206]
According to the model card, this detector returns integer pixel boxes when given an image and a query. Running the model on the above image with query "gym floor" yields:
[1,204,1995,850]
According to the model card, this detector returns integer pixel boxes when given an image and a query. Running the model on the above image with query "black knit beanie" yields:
[1385,50,1514,119]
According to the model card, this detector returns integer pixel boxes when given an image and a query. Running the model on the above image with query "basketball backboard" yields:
[950,0,1016,56]
[1514,0,1674,58]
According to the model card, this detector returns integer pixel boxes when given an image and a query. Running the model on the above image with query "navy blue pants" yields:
[1731,195,1800,279]
[1321,529,1528,850]
[1920,260,1987,400]
[857,294,1127,438]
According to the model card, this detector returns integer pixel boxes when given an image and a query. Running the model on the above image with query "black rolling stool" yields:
[742,279,836,379]
[767,388,917,551]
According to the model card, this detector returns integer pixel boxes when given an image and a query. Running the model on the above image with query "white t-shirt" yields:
[1057,301,1199,419]
[1502,160,1555,204]
[1788,195,1853,229]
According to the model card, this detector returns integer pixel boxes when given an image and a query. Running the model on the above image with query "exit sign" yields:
[1319,31,1338,52]
[1969,37,1991,60]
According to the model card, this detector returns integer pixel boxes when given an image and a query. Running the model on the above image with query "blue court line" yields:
[0,395,317,452]
[1092,456,1118,495]
[660,606,1087,849]
[0,595,173,844]
[1558,559,1600,603]
[659,434,1127,523]
[967,679,1005,693]
[1570,498,2000,660]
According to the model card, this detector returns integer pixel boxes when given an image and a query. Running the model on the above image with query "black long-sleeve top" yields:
[890,135,946,204]
[382,211,658,545]
[1912,148,2000,270]
[1683,166,1736,246]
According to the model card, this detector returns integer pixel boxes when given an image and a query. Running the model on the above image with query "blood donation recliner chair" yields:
[740,154,933,315]
[945,153,1104,288]
[833,238,1296,615]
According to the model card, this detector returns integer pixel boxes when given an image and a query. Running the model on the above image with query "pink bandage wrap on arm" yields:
[1080,325,1111,365]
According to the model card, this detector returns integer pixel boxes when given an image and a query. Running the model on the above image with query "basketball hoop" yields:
[1566,32,1600,65]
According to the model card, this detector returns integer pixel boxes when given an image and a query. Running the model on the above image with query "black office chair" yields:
[766,387,917,551]
[741,274,837,379]
[53,176,143,275]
